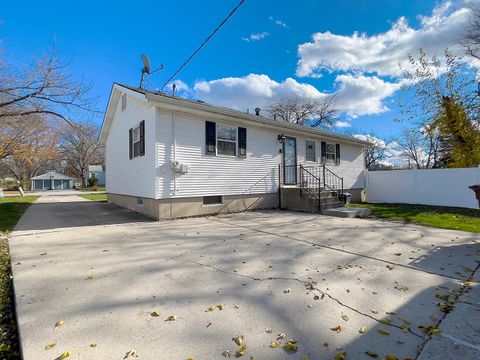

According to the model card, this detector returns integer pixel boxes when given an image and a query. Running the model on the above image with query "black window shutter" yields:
[129,128,133,159]
[321,141,326,164]
[335,143,341,165]
[238,127,247,157]
[206,121,216,155]
[139,120,145,156]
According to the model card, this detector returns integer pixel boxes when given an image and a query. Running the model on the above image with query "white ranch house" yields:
[100,83,368,220]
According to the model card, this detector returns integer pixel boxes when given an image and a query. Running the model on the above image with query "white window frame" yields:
[326,143,336,164]
[132,124,142,158]
[216,124,237,157]
[305,140,316,162]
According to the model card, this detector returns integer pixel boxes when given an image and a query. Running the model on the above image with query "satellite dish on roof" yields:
[139,53,164,89]
[141,54,151,74]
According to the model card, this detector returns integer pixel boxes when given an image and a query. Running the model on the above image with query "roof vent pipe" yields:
[255,107,261,116]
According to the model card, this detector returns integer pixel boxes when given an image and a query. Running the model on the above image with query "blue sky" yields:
[1,0,477,138]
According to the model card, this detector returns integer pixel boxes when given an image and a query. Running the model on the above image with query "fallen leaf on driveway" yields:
[386,265,395,270]
[222,350,232,357]
[55,320,64,328]
[283,340,298,352]
[359,326,367,333]
[335,351,346,360]
[377,329,390,336]
[44,343,56,350]
[277,333,286,340]
[150,311,161,317]
[90,343,97,348]
[270,341,280,348]
[341,314,349,321]
[165,315,177,321]
[236,344,247,357]
[394,253,401,256]
[385,355,398,360]
[232,335,245,345]
[330,325,342,333]
[265,327,273,333]
[365,349,378,357]
[283,288,291,293]
[59,351,72,359]
[124,349,138,358]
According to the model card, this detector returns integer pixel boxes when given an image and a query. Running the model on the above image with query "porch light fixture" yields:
[277,134,286,143]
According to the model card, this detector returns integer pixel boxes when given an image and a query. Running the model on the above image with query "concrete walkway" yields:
[10,195,480,360]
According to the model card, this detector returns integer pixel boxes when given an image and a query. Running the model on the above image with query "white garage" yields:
[31,171,74,191]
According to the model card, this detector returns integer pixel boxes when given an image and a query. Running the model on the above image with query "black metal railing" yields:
[279,164,344,197]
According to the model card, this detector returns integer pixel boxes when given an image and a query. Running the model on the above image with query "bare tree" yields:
[58,123,104,187]
[463,8,480,61]
[0,46,97,125]
[398,128,425,169]
[266,96,337,128]
[2,115,59,187]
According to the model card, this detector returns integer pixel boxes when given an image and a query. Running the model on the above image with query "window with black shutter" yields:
[205,121,216,155]
[321,141,327,164]
[129,128,133,159]
[335,143,340,165]
[238,127,247,157]
[129,121,145,159]
[306,140,315,162]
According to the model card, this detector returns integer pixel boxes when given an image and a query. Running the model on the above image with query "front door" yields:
[283,136,297,185]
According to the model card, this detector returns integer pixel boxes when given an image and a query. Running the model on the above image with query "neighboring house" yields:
[99,83,368,220]
[88,165,106,186]
[31,171,74,191]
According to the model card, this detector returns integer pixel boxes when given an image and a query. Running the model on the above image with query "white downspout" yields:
[172,109,177,195]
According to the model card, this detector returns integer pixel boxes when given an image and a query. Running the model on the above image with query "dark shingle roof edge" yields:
[116,83,369,146]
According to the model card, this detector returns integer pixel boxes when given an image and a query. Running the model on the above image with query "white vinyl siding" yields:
[155,108,366,199]
[106,93,156,198]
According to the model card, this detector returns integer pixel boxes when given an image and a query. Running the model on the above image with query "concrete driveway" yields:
[10,195,480,360]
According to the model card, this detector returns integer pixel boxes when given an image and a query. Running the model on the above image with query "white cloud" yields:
[296,2,476,78]
[333,74,403,117]
[192,73,399,118]
[335,121,352,128]
[242,32,270,42]
[269,16,289,28]
[353,134,405,166]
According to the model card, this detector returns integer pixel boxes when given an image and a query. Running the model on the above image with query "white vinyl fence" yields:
[366,167,480,209]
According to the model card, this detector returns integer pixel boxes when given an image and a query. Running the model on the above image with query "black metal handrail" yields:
[323,165,344,195]
[299,165,321,205]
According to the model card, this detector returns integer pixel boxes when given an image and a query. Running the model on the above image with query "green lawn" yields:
[0,196,38,234]
[351,203,480,233]
[0,196,37,359]
[79,193,107,202]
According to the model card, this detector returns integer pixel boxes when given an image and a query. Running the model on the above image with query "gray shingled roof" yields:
[115,83,369,146]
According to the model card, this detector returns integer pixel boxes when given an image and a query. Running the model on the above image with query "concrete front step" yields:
[322,207,372,218]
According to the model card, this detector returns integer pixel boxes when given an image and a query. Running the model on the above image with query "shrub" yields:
[87,177,98,187]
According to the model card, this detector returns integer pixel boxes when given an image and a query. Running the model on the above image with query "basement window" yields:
[202,195,223,206]
[136,197,144,206]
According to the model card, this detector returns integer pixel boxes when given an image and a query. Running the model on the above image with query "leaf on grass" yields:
[270,341,280,348]
[283,340,298,352]
[341,314,349,321]
[377,329,390,336]
[365,350,378,357]
[335,351,347,360]
[232,335,245,346]
[330,325,342,333]
[55,320,64,328]
[150,311,161,317]
[45,343,56,350]
[59,351,72,359]
[359,326,367,334]
[165,315,177,321]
